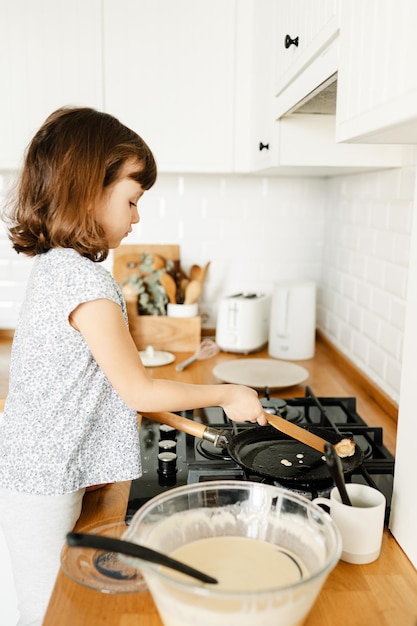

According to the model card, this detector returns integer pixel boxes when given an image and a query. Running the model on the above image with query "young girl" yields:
[0,107,266,626]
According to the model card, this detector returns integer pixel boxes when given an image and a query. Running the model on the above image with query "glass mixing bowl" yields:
[123,480,341,626]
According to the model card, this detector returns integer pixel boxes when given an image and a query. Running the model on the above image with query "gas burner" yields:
[260,398,304,425]
[197,438,231,461]
[354,436,373,460]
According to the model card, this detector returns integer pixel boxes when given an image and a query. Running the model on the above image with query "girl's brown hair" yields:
[4,107,157,261]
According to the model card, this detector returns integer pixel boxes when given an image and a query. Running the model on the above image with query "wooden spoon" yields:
[180,277,190,292]
[160,273,177,304]
[150,254,166,271]
[199,261,210,285]
[184,279,202,304]
[265,414,328,454]
[190,264,202,281]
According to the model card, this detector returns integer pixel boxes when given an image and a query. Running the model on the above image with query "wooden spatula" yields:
[159,273,177,304]
[184,279,202,304]
[264,413,328,454]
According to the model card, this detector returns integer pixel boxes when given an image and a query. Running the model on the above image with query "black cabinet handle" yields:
[285,34,299,48]
[259,142,269,151]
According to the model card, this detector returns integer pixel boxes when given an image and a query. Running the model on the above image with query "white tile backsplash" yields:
[321,166,416,403]
[1,164,416,403]
[129,174,326,315]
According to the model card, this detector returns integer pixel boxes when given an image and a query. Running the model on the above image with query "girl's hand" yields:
[220,385,267,426]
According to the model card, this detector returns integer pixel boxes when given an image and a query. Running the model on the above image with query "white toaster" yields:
[215,293,271,353]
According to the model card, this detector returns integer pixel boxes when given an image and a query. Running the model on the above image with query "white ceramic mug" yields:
[313,483,386,564]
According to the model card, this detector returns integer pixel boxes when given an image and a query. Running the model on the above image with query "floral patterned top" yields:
[0,248,141,495]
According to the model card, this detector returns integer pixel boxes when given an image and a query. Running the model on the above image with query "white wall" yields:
[319,166,416,403]
[390,169,417,568]
[1,166,416,404]
[0,172,35,327]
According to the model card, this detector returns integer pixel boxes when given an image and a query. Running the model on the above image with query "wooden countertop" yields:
[36,338,416,625]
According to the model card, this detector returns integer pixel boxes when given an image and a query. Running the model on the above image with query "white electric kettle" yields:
[268,280,316,360]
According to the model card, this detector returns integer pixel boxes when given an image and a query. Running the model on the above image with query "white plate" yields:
[139,348,175,367]
[212,358,309,389]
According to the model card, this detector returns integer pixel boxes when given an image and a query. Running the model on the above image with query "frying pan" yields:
[226,425,363,486]
[141,411,364,487]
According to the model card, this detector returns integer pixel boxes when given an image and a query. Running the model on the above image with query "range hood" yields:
[274,30,339,121]
[287,73,337,116]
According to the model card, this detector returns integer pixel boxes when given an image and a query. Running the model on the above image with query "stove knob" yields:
[157,451,177,486]
[158,439,177,454]
[158,451,177,475]
[261,399,288,415]
[159,424,177,440]
[262,400,279,415]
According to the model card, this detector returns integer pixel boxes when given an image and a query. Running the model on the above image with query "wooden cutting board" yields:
[113,243,180,283]
[212,358,309,389]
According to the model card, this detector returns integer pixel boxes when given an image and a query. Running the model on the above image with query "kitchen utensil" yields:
[198,261,210,285]
[141,411,363,485]
[184,279,202,304]
[160,272,177,304]
[190,264,202,281]
[174,272,185,304]
[66,532,217,584]
[150,253,167,271]
[224,426,360,485]
[266,413,329,453]
[175,339,219,371]
[180,277,190,292]
[324,442,352,506]
[212,358,308,389]
[123,481,341,626]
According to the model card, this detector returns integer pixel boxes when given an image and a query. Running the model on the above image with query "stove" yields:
[126,386,395,525]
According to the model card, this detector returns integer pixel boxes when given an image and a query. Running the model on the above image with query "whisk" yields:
[175,339,219,371]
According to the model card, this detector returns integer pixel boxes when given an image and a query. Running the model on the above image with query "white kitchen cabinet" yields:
[102,0,237,173]
[0,0,103,170]
[256,114,405,175]
[235,1,279,174]
[275,0,341,97]
[103,0,394,176]
[336,0,417,143]
[239,0,396,175]
[273,0,341,120]
[242,2,405,176]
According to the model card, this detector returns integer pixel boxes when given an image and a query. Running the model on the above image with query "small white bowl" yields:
[167,303,198,318]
